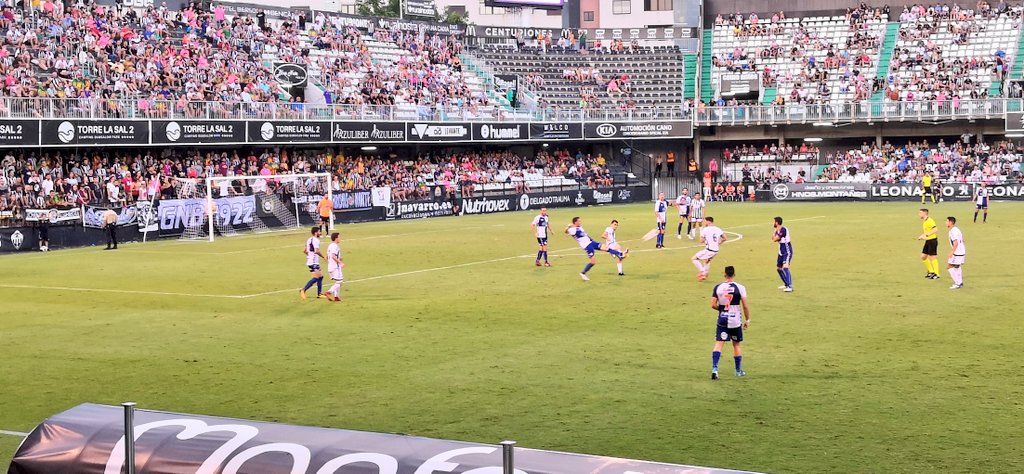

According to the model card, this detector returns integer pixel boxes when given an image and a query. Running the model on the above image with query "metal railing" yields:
[697,98,1018,125]
[6,96,1021,124]
[0,97,695,123]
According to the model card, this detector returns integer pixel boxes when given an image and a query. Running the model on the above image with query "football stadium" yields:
[1,0,1023,472]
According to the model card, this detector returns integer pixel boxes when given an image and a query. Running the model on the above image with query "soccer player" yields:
[917,208,940,280]
[973,183,988,223]
[654,192,668,248]
[317,195,333,233]
[566,216,628,281]
[946,217,966,289]
[300,226,326,299]
[326,232,345,301]
[689,193,706,240]
[692,216,726,281]
[674,188,691,239]
[709,265,750,380]
[531,208,552,267]
[920,172,937,204]
[772,216,793,292]
[602,219,626,276]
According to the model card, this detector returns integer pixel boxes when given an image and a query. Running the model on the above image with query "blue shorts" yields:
[715,325,743,342]
[777,252,793,267]
[657,221,666,230]
[584,241,601,257]
[308,264,320,272]
[976,199,988,209]
[537,237,548,245]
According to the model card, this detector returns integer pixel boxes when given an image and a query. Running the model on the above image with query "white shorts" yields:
[606,242,621,251]
[694,249,718,261]
[948,255,965,266]
[329,268,344,281]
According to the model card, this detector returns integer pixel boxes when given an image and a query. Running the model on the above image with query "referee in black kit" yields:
[103,208,118,250]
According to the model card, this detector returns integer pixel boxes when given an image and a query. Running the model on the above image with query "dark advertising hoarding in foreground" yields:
[387,186,650,219]
[41,120,149,146]
[584,121,694,140]
[10,403,743,474]
[0,119,692,146]
[152,120,246,144]
[766,182,1024,201]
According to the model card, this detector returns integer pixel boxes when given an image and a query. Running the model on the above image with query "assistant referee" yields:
[917,208,939,279]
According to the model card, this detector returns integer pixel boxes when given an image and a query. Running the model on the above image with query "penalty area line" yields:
[0,429,29,437]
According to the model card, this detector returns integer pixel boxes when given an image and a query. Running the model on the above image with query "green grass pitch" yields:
[1,201,1023,473]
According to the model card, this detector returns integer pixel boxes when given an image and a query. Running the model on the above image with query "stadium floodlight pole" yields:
[206,178,215,242]
[500,440,515,474]
[122,402,136,474]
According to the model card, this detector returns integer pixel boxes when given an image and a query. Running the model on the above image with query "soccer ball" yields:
[40,245,48,252]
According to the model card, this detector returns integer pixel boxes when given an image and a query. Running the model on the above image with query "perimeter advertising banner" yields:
[528,122,584,140]
[331,121,406,143]
[767,182,1024,201]
[10,403,742,474]
[152,120,246,145]
[407,122,471,142]
[0,119,39,146]
[584,121,694,140]
[247,121,331,143]
[472,122,529,141]
[40,120,149,146]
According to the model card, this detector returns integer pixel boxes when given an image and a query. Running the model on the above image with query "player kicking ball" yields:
[602,219,626,276]
[325,232,345,301]
[691,216,725,281]
[710,266,750,380]
[566,217,629,281]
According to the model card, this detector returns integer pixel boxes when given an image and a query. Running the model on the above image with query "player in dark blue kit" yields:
[710,266,750,380]
[566,217,629,281]
[772,216,793,292]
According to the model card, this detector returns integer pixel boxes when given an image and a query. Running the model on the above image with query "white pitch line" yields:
[0,429,28,437]
[0,284,243,299]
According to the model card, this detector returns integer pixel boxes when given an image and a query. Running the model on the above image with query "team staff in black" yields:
[103,208,118,250]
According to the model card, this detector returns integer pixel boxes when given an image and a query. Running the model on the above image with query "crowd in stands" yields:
[0,1,484,115]
[818,138,1022,182]
[708,2,1024,108]
[0,146,614,225]
[723,142,821,164]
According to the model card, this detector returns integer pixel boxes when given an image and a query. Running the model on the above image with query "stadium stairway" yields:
[684,53,698,101]
[700,29,714,103]
[871,21,901,102]
[761,87,777,105]
[1014,29,1024,79]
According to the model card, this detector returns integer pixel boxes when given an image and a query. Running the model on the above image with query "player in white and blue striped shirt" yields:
[566,217,629,281]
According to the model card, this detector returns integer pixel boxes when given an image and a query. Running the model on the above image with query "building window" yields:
[583,10,595,21]
[644,0,672,11]
[480,1,505,15]
[612,0,631,14]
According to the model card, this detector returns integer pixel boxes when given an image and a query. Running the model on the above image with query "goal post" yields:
[170,173,333,242]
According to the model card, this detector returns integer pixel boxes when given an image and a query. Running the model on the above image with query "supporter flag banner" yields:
[156,196,255,234]
[472,123,528,141]
[10,403,741,474]
[370,187,392,207]
[464,25,695,40]
[407,122,471,142]
[82,205,138,229]
[331,122,406,143]
[24,208,82,224]
[247,121,331,143]
[220,2,308,21]
[136,201,158,233]
[273,62,309,88]
[528,122,584,140]
[152,120,246,145]
[404,0,437,17]
[0,120,40,146]
[332,191,373,210]
[583,121,694,140]
[40,120,149,146]
[1005,111,1024,133]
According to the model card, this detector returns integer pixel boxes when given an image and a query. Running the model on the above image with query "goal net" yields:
[170,173,333,242]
